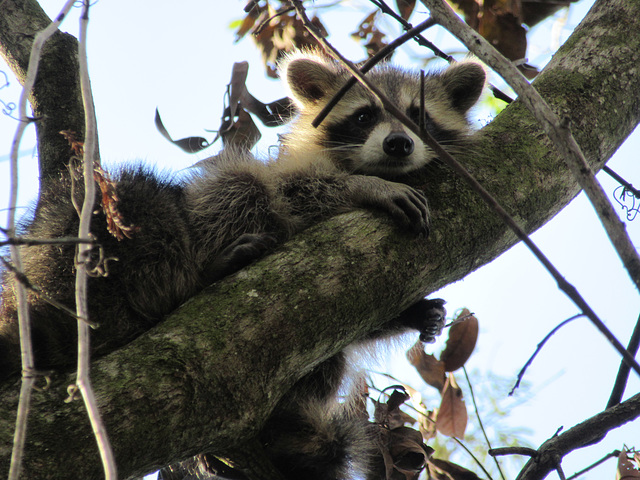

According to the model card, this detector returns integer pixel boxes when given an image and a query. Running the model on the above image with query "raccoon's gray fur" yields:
[0,50,485,479]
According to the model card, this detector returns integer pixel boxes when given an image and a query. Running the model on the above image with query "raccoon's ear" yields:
[440,62,486,114]
[284,58,339,105]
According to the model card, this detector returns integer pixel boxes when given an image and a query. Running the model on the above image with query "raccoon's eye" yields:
[408,105,432,128]
[408,106,421,124]
[407,106,429,125]
[351,108,376,127]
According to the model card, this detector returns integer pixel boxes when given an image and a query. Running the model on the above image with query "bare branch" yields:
[0,237,95,247]
[607,313,640,408]
[5,2,77,478]
[490,447,538,458]
[463,367,506,480]
[73,2,117,478]
[509,314,584,395]
[566,450,621,479]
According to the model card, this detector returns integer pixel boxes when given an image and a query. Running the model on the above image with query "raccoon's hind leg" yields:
[204,233,278,284]
[186,149,298,286]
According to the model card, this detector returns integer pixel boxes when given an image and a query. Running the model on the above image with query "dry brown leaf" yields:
[94,165,139,241]
[351,10,389,58]
[440,309,478,372]
[388,427,433,480]
[435,373,467,438]
[618,450,640,480]
[234,2,262,42]
[396,0,417,21]
[448,0,541,78]
[407,341,447,391]
[253,9,326,78]
[374,388,411,427]
[522,0,580,27]
[418,409,437,442]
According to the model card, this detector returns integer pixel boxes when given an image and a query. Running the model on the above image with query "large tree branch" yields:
[1,0,640,478]
[0,0,85,194]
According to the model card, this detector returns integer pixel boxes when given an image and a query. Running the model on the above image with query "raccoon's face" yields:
[280,51,485,177]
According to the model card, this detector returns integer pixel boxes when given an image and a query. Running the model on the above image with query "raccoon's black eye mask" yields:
[349,106,381,128]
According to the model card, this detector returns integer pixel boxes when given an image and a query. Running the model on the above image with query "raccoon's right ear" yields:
[441,62,486,114]
[283,58,339,105]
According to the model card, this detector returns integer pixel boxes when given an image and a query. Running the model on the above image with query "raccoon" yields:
[0,50,485,479]
[192,51,485,480]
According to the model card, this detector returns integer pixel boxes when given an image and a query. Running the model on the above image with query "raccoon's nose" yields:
[383,132,414,157]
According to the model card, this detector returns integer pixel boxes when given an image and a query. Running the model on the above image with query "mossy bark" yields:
[1,0,640,478]
[0,0,85,195]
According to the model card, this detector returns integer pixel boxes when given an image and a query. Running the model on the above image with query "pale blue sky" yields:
[1,1,638,479]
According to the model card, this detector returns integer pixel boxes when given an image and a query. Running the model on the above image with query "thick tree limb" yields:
[1,0,640,478]
[0,0,85,194]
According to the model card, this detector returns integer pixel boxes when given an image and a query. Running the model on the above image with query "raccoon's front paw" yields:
[397,298,446,343]
[368,181,430,236]
[348,176,430,235]
[386,183,430,236]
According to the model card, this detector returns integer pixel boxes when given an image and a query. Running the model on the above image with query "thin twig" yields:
[420,0,640,295]
[0,236,95,247]
[6,2,77,479]
[74,2,117,479]
[509,314,583,395]
[463,367,506,480]
[292,0,640,380]
[603,165,640,198]
[565,450,620,480]
[606,313,640,408]
[490,447,538,458]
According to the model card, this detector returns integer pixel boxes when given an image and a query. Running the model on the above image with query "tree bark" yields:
[0,0,85,195]
[1,0,640,478]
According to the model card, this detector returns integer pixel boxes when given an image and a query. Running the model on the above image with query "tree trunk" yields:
[1,0,639,478]
[0,0,86,196]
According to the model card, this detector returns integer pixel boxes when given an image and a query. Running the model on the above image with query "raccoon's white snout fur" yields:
[357,120,429,175]
[278,50,486,177]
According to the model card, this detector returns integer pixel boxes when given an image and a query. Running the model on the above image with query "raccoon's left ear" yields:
[440,62,486,114]
[282,57,340,105]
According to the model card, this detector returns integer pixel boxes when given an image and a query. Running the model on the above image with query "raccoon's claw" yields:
[396,298,446,343]
[394,186,430,236]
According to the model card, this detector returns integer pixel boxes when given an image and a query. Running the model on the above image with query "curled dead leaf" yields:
[396,0,416,21]
[372,425,433,480]
[94,165,139,241]
[435,373,467,438]
[374,387,411,427]
[389,427,433,480]
[351,10,389,58]
[440,309,478,372]
[407,341,447,391]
